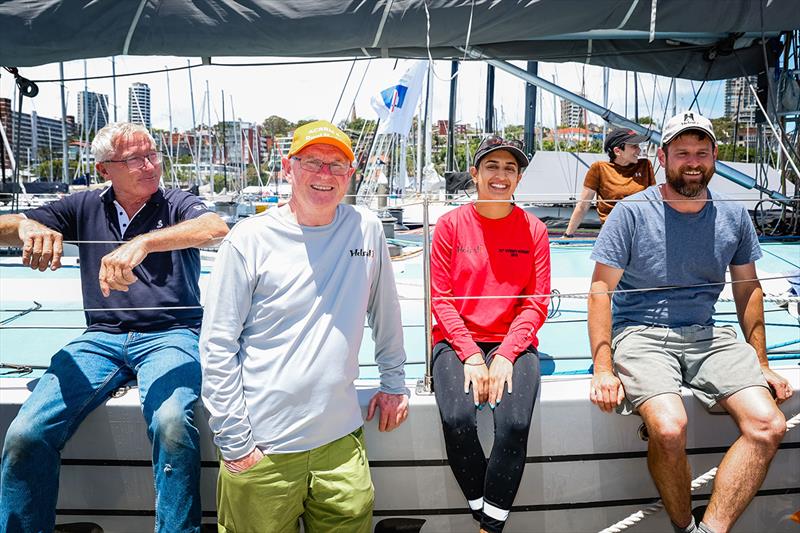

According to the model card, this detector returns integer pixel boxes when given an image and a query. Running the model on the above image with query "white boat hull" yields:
[1,367,798,533]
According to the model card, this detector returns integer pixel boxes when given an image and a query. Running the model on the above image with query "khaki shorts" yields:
[216,427,373,533]
[611,324,769,415]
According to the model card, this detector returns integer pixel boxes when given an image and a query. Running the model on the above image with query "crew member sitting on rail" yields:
[563,127,654,238]
[430,135,551,533]
[588,112,792,533]
[0,122,228,533]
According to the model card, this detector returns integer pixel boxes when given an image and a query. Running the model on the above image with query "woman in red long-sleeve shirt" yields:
[430,136,551,533]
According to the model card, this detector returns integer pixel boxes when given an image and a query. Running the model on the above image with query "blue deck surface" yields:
[1,242,798,379]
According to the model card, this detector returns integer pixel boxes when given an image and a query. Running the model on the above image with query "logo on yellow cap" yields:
[287,120,354,162]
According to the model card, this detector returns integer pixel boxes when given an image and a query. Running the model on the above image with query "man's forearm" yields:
[565,202,590,235]
[588,282,614,372]
[136,213,228,253]
[735,281,768,364]
[0,214,24,246]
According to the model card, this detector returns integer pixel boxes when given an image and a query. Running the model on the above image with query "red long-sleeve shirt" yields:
[431,204,551,363]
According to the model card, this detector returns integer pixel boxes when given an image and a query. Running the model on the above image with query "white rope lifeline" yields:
[428,275,797,302]
[598,411,800,533]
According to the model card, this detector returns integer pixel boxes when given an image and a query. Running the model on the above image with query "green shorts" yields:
[611,324,769,415]
[216,427,374,533]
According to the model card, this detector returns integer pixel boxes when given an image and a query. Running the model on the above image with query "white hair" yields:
[92,122,154,162]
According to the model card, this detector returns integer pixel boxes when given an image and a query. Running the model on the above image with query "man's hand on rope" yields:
[590,369,625,412]
[762,366,794,404]
[18,218,63,271]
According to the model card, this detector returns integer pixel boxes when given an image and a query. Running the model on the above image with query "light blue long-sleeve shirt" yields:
[200,204,406,460]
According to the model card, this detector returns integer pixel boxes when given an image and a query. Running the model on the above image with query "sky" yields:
[0,56,727,134]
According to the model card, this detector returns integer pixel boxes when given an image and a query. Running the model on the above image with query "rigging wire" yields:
[422,0,476,82]
[330,58,358,123]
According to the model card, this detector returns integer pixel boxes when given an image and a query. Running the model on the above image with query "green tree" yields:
[294,119,316,129]
[32,158,81,181]
[710,117,734,145]
[245,165,264,187]
[716,143,758,162]
[339,117,377,136]
[261,115,293,137]
[504,124,524,140]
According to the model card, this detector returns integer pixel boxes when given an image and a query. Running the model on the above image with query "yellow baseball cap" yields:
[287,120,354,162]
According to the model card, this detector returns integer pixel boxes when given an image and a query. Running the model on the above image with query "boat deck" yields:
[0,240,798,532]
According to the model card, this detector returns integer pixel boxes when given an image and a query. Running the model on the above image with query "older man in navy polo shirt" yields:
[0,122,228,533]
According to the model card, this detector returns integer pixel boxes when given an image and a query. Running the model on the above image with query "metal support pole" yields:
[59,63,68,184]
[165,66,175,185]
[187,60,199,187]
[602,67,609,141]
[222,90,228,191]
[524,61,538,155]
[112,57,118,122]
[417,194,434,395]
[485,64,495,134]
[446,60,458,173]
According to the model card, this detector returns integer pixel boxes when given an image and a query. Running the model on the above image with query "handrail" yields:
[418,194,435,394]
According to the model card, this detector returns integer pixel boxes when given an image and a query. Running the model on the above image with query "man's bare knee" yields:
[645,411,688,451]
[739,409,786,449]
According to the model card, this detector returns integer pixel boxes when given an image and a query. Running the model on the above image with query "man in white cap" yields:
[200,120,408,532]
[587,111,792,533]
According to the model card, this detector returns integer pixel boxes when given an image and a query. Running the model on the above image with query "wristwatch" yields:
[563,233,575,238]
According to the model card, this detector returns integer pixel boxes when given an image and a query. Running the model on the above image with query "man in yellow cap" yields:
[200,120,408,532]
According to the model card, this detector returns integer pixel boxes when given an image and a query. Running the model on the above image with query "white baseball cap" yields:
[661,111,716,146]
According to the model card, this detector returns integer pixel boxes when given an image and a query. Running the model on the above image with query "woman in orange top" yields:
[563,128,654,237]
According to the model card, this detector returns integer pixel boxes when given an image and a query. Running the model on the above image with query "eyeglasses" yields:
[104,152,163,170]
[291,157,351,176]
[478,135,524,152]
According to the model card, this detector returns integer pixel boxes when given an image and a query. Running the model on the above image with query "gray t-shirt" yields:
[590,186,762,329]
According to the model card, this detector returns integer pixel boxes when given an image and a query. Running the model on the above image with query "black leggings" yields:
[432,341,540,533]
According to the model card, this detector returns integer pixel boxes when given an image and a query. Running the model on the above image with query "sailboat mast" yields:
[221,90,227,191]
[416,90,423,193]
[83,60,89,180]
[485,64,495,134]
[59,62,68,184]
[446,60,458,173]
[423,63,432,192]
[229,94,241,189]
[111,57,117,122]
[524,61,538,155]
[206,80,212,194]
[165,66,174,185]
[602,67,609,141]
[187,60,199,187]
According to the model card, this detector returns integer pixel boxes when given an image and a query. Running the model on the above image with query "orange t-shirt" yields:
[583,159,655,222]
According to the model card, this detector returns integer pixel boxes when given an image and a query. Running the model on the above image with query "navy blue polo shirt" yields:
[25,186,212,333]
